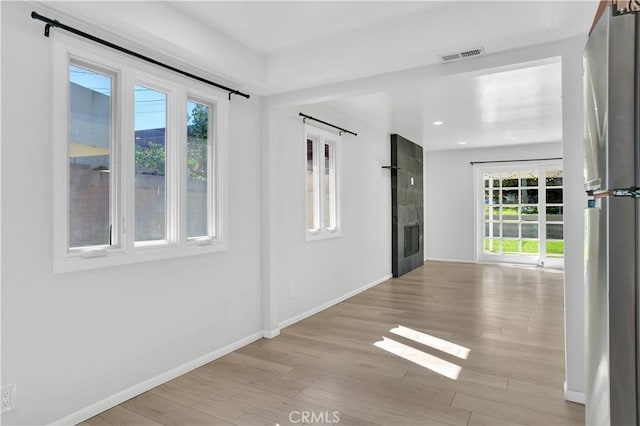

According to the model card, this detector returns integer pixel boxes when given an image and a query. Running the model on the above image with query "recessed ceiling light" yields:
[458,141,467,145]
[433,121,444,126]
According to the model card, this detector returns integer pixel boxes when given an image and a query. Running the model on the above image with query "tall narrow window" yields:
[68,64,113,249]
[134,85,167,243]
[323,142,336,231]
[306,137,318,231]
[186,100,211,238]
[305,126,340,240]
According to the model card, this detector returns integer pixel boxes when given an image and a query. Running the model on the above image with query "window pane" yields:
[186,101,209,238]
[322,142,335,229]
[485,222,500,237]
[501,206,518,221]
[491,208,499,220]
[546,206,563,222]
[501,173,518,187]
[520,171,538,187]
[484,173,500,188]
[521,223,538,238]
[546,170,563,186]
[522,240,539,254]
[502,223,519,238]
[546,224,564,240]
[502,189,519,204]
[521,189,538,204]
[306,138,315,230]
[135,85,167,242]
[546,188,563,204]
[484,238,500,254]
[484,207,500,221]
[502,239,519,254]
[521,206,538,221]
[69,65,112,248]
[547,241,564,257]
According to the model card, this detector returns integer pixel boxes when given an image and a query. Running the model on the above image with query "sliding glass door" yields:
[476,161,564,268]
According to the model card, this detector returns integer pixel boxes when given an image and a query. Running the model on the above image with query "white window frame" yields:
[473,160,564,269]
[304,124,341,242]
[52,33,228,273]
[184,96,218,242]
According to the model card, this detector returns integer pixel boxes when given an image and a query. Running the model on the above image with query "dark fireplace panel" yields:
[391,134,424,277]
[404,224,419,257]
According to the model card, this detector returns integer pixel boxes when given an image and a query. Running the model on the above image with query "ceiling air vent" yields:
[438,47,485,63]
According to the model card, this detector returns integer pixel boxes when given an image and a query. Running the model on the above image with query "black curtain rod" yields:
[470,157,562,166]
[31,11,250,101]
[299,113,357,136]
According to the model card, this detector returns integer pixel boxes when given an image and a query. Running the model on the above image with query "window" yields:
[53,35,228,272]
[68,64,115,249]
[134,85,167,244]
[186,100,213,239]
[475,162,563,268]
[305,125,340,240]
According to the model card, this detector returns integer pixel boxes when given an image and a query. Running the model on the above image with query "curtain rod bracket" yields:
[44,21,57,37]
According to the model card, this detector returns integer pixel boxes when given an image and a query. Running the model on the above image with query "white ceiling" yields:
[172,2,443,54]
[172,1,598,93]
[327,59,563,151]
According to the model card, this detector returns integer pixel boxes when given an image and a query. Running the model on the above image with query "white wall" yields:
[1,2,263,424]
[271,103,392,325]
[424,142,563,263]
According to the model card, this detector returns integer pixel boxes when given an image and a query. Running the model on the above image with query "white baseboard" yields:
[564,381,586,404]
[279,274,392,329]
[263,328,280,339]
[425,257,475,264]
[50,330,265,426]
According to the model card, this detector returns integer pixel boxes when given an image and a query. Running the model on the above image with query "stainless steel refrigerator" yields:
[584,5,640,426]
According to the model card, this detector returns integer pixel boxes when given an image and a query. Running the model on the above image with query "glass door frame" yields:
[473,160,564,269]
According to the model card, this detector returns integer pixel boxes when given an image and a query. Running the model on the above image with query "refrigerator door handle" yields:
[612,187,640,198]
[589,187,640,199]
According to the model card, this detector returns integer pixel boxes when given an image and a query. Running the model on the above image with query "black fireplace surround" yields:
[391,134,424,277]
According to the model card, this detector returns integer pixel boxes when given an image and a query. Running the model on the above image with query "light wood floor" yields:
[81,261,584,426]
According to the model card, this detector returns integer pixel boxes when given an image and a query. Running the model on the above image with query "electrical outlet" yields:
[1,384,16,413]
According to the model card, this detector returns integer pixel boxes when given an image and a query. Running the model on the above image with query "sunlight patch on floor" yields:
[374,337,462,380]
[390,325,470,359]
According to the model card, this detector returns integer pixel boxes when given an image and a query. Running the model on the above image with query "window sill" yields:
[305,230,342,243]
[54,240,228,274]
